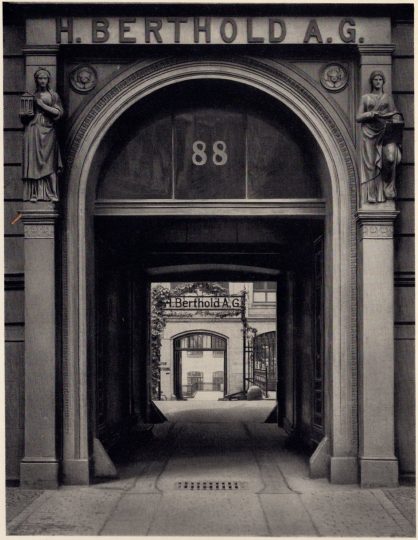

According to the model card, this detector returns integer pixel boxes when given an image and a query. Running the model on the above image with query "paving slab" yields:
[92,476,137,491]
[302,489,411,536]
[147,492,270,536]
[8,487,122,536]
[371,489,416,537]
[383,486,416,527]
[158,450,264,493]
[130,458,169,493]
[6,487,44,522]
[253,450,292,494]
[157,423,264,492]
[259,493,318,536]
[100,493,162,535]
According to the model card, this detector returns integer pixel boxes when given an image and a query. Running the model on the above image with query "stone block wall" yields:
[392,18,415,478]
[4,20,26,481]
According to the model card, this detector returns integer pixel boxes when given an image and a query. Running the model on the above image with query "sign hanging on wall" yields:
[26,17,391,45]
[164,295,244,312]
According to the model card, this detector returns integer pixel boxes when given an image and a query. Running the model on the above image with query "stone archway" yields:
[60,56,359,485]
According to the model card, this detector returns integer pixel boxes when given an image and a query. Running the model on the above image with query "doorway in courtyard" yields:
[173,332,228,401]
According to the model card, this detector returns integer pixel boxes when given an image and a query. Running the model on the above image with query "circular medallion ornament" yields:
[320,63,348,92]
[70,64,97,93]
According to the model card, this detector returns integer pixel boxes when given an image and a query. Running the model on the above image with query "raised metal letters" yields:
[54,16,362,46]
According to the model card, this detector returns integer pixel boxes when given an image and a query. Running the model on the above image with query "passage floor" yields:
[6,403,416,536]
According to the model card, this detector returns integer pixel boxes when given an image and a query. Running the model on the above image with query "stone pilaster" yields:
[23,45,59,92]
[357,210,399,487]
[20,202,60,489]
[358,44,394,96]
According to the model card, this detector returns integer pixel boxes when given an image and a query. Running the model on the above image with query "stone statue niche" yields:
[19,68,64,202]
[356,70,404,204]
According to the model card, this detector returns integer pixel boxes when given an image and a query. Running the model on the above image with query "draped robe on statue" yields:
[22,90,64,202]
[359,93,402,203]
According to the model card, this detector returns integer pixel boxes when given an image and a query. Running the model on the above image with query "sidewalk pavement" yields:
[5,410,416,536]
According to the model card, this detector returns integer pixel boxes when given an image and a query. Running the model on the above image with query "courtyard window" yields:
[253,281,276,303]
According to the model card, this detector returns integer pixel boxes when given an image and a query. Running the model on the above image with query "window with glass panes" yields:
[253,281,276,303]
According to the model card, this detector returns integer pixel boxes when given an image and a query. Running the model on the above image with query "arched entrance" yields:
[173,332,227,400]
[61,56,359,485]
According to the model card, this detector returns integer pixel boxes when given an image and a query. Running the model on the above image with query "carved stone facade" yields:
[320,63,349,92]
[20,69,64,202]
[24,224,55,238]
[3,5,414,490]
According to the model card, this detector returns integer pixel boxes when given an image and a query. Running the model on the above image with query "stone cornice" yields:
[23,45,60,55]
[22,202,60,226]
[94,199,326,217]
[357,44,395,56]
[356,209,399,224]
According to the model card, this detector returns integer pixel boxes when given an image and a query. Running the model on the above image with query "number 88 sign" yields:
[174,110,245,198]
[192,140,228,166]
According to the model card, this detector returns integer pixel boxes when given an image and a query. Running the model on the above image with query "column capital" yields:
[357,44,395,57]
[356,209,399,224]
[356,210,399,240]
[22,202,60,222]
[22,202,60,239]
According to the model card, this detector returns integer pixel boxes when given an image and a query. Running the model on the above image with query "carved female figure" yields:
[20,68,64,202]
[356,71,402,203]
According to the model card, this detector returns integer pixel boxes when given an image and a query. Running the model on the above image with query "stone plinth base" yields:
[360,458,398,487]
[20,460,59,489]
[62,458,91,485]
[309,436,329,478]
[330,456,358,484]
[93,438,118,478]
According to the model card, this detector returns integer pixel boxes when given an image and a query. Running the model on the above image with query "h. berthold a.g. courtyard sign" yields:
[164,295,243,312]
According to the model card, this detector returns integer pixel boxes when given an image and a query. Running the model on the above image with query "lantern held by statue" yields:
[19,92,34,117]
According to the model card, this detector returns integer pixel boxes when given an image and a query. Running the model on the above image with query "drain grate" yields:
[175,480,247,491]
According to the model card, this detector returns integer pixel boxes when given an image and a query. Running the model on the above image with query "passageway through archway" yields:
[94,216,325,480]
[62,62,358,485]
